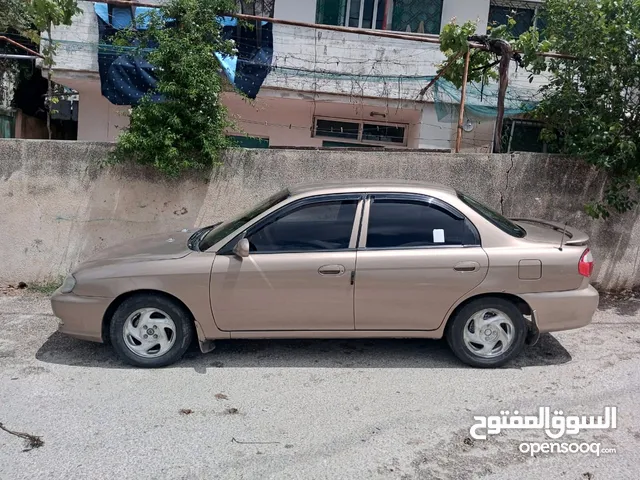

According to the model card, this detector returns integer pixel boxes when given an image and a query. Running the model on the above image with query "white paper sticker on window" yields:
[433,229,445,243]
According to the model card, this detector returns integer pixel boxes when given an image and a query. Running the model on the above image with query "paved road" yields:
[0,293,639,480]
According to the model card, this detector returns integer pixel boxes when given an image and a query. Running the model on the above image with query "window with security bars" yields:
[316,0,348,26]
[314,117,408,146]
[236,0,275,16]
[391,0,443,34]
[488,0,546,37]
[500,119,558,153]
[316,0,444,34]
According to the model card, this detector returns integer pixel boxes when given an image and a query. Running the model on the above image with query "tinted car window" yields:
[366,198,477,248]
[247,199,358,252]
[457,191,526,238]
[198,190,290,251]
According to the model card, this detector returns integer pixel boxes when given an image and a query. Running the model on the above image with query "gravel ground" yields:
[0,292,639,480]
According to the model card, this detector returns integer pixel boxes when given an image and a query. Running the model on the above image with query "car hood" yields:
[76,229,198,270]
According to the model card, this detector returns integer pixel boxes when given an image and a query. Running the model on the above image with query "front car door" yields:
[210,194,363,331]
[355,194,489,331]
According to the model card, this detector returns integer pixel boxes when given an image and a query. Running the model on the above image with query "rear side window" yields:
[247,199,358,252]
[366,198,478,248]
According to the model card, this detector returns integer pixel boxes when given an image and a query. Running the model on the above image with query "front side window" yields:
[366,198,478,248]
[198,189,289,251]
[247,199,359,252]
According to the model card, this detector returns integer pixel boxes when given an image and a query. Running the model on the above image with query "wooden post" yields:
[493,43,513,153]
[455,48,472,153]
[381,0,392,30]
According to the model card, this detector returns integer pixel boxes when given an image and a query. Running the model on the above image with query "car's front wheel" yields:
[446,297,527,368]
[109,293,194,368]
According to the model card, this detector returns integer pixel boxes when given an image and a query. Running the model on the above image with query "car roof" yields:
[288,180,456,196]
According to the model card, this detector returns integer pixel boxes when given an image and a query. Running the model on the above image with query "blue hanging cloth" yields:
[94,3,273,105]
[95,3,161,105]
[216,17,274,99]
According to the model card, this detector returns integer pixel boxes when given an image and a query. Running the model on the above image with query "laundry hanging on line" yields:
[94,2,273,105]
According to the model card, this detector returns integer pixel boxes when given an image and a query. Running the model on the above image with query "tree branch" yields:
[471,59,500,72]
[417,50,463,98]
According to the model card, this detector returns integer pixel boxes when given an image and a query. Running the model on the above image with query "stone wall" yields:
[1,139,638,291]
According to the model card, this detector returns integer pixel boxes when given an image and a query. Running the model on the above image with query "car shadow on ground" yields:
[35,332,572,371]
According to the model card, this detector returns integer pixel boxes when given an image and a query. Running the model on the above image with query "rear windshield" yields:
[457,191,526,238]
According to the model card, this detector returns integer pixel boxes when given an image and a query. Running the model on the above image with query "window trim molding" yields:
[503,118,549,153]
[358,192,481,249]
[345,0,382,29]
[218,193,366,255]
[313,116,409,147]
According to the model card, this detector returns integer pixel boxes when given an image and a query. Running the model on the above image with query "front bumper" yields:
[520,285,599,333]
[51,291,113,343]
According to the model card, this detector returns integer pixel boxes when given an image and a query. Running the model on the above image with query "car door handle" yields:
[318,264,346,276]
[454,261,480,272]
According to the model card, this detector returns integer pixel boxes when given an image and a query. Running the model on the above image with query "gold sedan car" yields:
[51,181,599,368]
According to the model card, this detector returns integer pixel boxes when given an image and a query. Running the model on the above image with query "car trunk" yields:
[511,218,590,246]
[512,218,593,290]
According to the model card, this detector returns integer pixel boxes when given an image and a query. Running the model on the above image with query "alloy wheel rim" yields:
[463,308,515,359]
[122,308,177,358]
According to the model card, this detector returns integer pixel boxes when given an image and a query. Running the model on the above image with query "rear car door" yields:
[354,194,489,331]
[210,194,363,331]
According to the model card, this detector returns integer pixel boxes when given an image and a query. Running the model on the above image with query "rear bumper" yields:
[50,292,113,343]
[520,285,599,333]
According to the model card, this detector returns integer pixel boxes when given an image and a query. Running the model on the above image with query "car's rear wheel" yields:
[109,293,194,368]
[446,297,527,368]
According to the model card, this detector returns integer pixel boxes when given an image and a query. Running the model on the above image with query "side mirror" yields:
[233,238,250,258]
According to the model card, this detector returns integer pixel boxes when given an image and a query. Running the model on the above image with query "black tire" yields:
[445,297,527,368]
[109,293,195,368]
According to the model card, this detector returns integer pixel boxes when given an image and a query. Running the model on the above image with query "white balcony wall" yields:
[47,2,100,74]
[50,2,546,99]
[263,26,444,100]
[49,2,445,101]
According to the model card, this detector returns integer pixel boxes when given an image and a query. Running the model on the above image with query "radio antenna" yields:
[559,222,568,251]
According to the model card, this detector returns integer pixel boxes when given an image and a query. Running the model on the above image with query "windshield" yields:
[198,189,290,251]
[457,191,526,238]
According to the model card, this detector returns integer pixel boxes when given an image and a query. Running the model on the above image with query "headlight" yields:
[60,275,76,294]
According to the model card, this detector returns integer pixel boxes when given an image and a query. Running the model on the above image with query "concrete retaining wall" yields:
[1,139,638,291]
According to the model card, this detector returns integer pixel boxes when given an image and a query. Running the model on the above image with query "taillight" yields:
[578,248,594,277]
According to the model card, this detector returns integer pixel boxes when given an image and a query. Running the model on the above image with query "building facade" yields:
[48,0,546,151]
